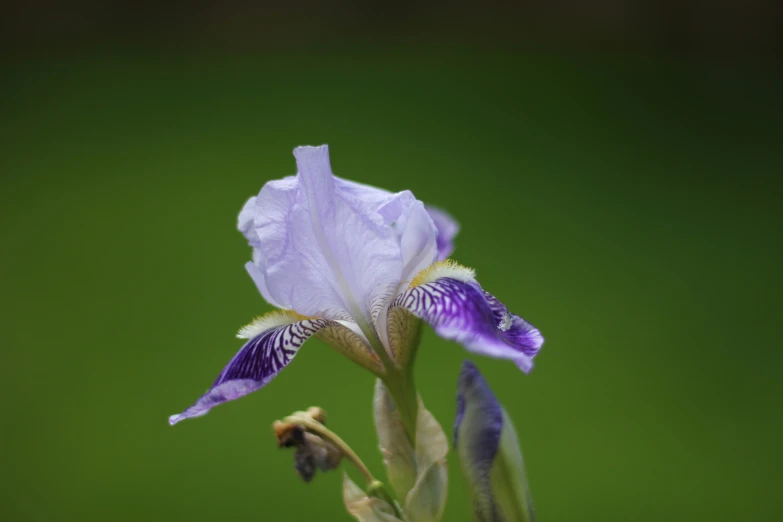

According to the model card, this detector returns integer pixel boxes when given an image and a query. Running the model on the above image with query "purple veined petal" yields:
[169,311,331,425]
[391,261,544,373]
[239,145,438,326]
[425,205,460,261]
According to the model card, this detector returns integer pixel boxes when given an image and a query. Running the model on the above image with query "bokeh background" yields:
[2,2,782,522]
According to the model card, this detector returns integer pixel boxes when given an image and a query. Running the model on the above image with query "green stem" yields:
[355,315,421,447]
[382,365,420,445]
[355,320,418,443]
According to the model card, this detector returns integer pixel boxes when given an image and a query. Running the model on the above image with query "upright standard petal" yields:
[332,180,454,274]
[425,206,460,260]
[391,261,544,373]
[240,145,438,327]
[169,311,359,425]
[455,361,535,522]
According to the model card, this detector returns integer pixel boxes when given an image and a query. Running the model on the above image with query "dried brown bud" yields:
[293,432,341,482]
[274,411,343,483]
[273,420,305,448]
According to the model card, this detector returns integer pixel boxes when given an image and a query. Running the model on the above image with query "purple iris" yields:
[169,145,543,425]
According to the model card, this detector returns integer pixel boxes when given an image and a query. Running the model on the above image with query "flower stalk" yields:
[358,316,420,445]
[381,366,420,445]
[282,410,374,486]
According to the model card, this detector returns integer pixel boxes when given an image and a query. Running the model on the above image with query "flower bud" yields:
[455,361,535,522]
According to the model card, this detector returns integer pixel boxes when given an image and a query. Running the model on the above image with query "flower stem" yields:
[383,365,420,445]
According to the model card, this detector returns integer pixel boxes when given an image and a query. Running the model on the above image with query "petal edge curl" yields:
[392,266,543,373]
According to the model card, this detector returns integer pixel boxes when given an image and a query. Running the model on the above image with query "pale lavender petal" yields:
[334,177,397,205]
[333,177,438,282]
[244,255,282,308]
[239,145,437,325]
[391,275,543,372]
[169,314,331,425]
[238,196,260,248]
[425,206,460,260]
[393,196,439,288]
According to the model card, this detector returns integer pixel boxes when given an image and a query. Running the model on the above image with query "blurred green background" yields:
[1,4,782,522]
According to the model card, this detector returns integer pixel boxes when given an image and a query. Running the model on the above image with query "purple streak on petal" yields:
[392,278,543,372]
[425,206,459,260]
[481,291,511,331]
[168,318,329,425]
[238,145,437,324]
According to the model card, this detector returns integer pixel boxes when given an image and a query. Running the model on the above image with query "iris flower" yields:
[169,145,543,427]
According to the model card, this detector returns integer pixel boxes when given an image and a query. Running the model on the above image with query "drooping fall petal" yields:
[391,262,543,373]
[169,311,371,425]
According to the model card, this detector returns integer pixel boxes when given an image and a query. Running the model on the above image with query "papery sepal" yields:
[343,473,404,522]
[374,380,417,500]
[373,379,449,522]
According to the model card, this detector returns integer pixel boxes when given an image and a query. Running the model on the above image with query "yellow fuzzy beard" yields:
[237,310,313,339]
[409,259,476,288]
